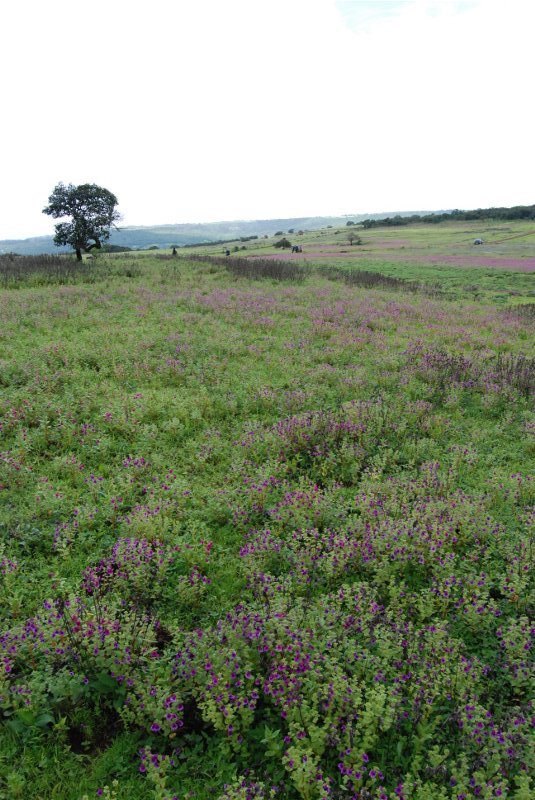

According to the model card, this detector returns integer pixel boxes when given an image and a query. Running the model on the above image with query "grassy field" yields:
[0,222,533,800]
[179,220,535,306]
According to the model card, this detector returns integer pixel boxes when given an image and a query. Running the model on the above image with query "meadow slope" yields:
[0,228,533,800]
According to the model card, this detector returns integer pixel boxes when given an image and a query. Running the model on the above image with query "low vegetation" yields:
[0,253,92,286]
[0,222,533,799]
[191,254,305,282]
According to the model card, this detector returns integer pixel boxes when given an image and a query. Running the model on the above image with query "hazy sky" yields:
[1,0,533,239]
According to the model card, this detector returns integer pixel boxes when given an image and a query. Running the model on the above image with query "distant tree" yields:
[43,182,120,261]
[274,231,284,237]
[288,228,294,234]
[274,237,292,249]
[346,220,355,226]
[101,244,132,253]
[347,231,362,246]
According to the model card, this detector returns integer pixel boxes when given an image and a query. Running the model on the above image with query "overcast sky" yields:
[1,0,533,239]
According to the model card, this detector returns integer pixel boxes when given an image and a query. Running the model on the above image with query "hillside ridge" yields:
[0,210,441,255]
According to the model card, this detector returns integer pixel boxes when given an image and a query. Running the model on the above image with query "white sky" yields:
[1,0,534,239]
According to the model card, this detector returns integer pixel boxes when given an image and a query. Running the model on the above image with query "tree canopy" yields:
[43,183,120,260]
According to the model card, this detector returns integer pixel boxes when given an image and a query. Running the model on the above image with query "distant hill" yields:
[0,212,437,255]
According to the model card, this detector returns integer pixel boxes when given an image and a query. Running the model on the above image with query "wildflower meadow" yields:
[0,223,533,799]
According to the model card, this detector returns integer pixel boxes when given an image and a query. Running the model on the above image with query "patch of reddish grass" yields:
[423,255,535,271]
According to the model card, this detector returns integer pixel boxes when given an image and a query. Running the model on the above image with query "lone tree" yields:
[43,183,120,261]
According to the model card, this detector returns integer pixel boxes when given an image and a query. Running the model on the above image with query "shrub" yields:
[189,254,305,282]
[273,238,292,250]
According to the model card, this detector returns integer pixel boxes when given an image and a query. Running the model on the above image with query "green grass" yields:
[180,219,535,304]
[0,233,533,800]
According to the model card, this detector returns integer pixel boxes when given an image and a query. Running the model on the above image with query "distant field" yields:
[193,219,535,303]
[0,224,533,799]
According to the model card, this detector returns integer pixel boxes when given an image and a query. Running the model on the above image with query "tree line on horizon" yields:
[361,204,535,228]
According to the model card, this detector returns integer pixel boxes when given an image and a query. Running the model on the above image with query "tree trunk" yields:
[86,237,101,252]
[75,247,82,261]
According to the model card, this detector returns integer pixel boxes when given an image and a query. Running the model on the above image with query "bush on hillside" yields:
[273,237,292,249]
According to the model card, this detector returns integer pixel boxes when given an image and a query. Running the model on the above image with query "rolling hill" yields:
[0,211,438,255]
